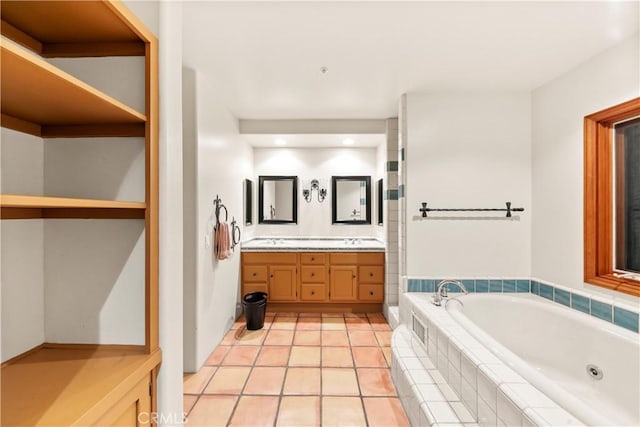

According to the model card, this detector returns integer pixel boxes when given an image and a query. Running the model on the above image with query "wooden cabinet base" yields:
[1,344,161,426]
[267,302,382,313]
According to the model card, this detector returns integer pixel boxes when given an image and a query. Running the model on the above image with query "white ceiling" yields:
[182,1,638,120]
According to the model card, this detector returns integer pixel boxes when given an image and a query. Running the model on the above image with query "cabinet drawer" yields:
[300,253,326,265]
[242,283,268,297]
[330,252,359,265]
[300,285,326,301]
[243,252,297,264]
[357,252,385,264]
[359,285,384,302]
[359,266,384,283]
[301,266,325,283]
[244,265,267,282]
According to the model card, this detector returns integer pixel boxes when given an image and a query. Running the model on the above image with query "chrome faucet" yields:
[432,279,468,306]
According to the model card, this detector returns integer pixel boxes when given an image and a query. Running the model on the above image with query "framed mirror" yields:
[244,179,253,225]
[332,176,371,224]
[377,178,383,225]
[259,176,298,224]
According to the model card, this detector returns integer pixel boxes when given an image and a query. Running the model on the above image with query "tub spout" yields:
[432,280,468,306]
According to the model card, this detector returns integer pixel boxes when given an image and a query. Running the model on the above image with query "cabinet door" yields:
[242,283,268,298]
[99,375,151,426]
[329,266,357,301]
[269,265,297,301]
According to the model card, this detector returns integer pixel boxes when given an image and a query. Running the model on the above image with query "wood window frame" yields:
[584,97,640,297]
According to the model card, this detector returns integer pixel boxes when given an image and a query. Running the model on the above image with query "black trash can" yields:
[243,292,268,330]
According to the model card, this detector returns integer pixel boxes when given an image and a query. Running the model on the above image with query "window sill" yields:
[585,274,640,297]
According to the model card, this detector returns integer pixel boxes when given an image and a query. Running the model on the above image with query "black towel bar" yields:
[419,201,524,218]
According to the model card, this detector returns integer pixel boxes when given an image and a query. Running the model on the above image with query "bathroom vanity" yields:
[241,238,385,312]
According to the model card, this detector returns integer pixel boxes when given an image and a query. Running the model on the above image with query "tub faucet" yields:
[432,280,468,306]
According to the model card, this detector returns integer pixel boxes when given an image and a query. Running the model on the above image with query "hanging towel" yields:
[215,222,232,260]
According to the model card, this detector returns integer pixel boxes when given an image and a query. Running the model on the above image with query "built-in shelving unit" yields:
[0,1,159,425]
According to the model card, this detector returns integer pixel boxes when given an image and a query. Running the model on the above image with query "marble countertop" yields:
[241,237,385,252]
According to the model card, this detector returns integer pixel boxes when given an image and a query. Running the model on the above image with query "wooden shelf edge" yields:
[585,275,640,297]
[1,194,145,209]
[1,39,147,123]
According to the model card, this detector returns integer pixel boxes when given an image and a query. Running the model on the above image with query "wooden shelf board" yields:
[1,194,145,210]
[0,1,147,56]
[1,40,146,134]
[1,345,161,426]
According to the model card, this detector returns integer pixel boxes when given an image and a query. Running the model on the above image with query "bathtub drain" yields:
[586,364,603,380]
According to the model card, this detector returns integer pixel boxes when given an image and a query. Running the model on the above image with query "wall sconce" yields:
[303,179,327,203]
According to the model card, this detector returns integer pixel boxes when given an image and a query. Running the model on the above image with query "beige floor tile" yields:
[229,396,279,427]
[220,329,240,345]
[255,346,291,366]
[344,312,368,318]
[206,345,232,365]
[381,347,393,366]
[183,394,199,416]
[204,367,251,394]
[363,397,410,427]
[322,397,366,426]
[282,367,321,395]
[321,346,354,367]
[369,319,392,331]
[271,316,298,330]
[321,368,360,396]
[275,312,299,317]
[183,367,216,394]
[345,317,372,331]
[322,317,346,330]
[348,330,379,346]
[374,331,392,347]
[321,312,345,317]
[276,396,320,427]
[264,329,295,346]
[187,395,237,427]
[296,318,322,330]
[293,330,321,346]
[321,330,350,346]
[298,312,322,318]
[235,329,267,346]
[352,347,388,367]
[243,367,286,395]
[288,346,321,367]
[221,345,260,366]
[357,368,397,396]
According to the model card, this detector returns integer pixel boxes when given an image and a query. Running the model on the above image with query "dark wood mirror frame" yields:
[244,179,253,225]
[258,176,298,224]
[331,176,371,225]
[377,178,383,226]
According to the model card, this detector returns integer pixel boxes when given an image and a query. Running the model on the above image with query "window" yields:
[584,97,640,296]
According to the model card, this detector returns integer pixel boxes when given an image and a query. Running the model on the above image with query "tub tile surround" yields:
[392,296,586,427]
[406,277,639,333]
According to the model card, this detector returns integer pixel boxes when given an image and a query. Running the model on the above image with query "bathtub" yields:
[399,292,640,426]
[445,293,639,426]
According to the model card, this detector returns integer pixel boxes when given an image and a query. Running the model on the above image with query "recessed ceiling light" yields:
[342,138,355,145]
[274,138,287,146]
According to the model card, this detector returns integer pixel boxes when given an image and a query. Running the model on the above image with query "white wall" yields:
[532,34,640,303]
[405,93,532,277]
[1,129,45,361]
[183,70,254,372]
[253,147,380,237]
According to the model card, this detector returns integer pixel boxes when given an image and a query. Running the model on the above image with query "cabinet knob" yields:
[311,291,315,295]
[311,273,315,277]
[252,273,257,276]
[369,272,373,277]
[270,274,273,278]
[370,291,374,296]
[311,257,315,261]
[353,275,356,279]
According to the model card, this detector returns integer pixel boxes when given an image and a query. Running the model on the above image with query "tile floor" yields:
[183,312,409,426]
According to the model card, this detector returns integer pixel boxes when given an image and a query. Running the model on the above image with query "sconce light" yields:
[303,179,327,203]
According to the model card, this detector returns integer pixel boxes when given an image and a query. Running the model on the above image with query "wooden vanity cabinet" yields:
[242,252,297,301]
[241,251,384,308]
[300,253,328,301]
